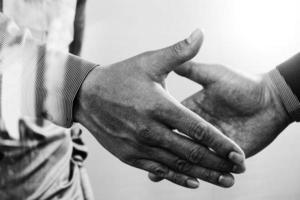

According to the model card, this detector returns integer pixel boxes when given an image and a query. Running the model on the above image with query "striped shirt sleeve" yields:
[0,13,98,131]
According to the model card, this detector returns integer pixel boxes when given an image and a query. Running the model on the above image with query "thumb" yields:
[147,29,204,76]
[175,62,227,86]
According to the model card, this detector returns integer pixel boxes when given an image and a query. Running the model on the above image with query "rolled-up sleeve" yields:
[0,13,97,138]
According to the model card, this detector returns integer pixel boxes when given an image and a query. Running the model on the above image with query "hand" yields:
[74,30,245,189]
[148,62,291,184]
[175,62,291,157]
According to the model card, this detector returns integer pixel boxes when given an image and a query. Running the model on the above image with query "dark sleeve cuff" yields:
[277,53,300,99]
[267,68,300,122]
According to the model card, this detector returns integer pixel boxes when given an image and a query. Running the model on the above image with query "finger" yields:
[138,123,243,173]
[148,172,164,182]
[175,61,227,86]
[148,148,235,188]
[135,159,199,189]
[148,172,234,188]
[145,29,204,76]
[182,92,248,162]
[157,101,246,168]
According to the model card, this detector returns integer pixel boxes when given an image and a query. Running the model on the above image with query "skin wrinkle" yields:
[77,85,241,185]
[77,92,150,157]
[147,146,231,188]
[86,93,140,135]
[82,91,175,151]
[189,91,276,155]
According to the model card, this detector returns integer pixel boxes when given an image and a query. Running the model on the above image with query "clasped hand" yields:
[74,30,247,189]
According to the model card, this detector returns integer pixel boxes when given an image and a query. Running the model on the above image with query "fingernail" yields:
[218,175,234,188]
[229,151,245,165]
[186,29,202,44]
[186,179,199,188]
[232,164,246,174]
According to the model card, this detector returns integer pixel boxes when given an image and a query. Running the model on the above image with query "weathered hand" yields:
[175,62,291,157]
[74,30,245,188]
[149,62,291,184]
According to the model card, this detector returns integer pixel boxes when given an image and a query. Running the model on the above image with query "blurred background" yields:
[80,0,300,199]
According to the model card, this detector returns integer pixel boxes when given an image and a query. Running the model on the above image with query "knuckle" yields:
[150,101,167,118]
[152,165,169,177]
[202,170,211,181]
[175,159,193,173]
[118,145,143,165]
[151,99,175,118]
[168,171,185,185]
[201,169,218,182]
[172,173,182,184]
[138,126,154,141]
[216,160,231,171]
[189,122,207,141]
[172,41,188,58]
[188,146,207,164]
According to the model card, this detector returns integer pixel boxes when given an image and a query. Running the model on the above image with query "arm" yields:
[148,46,300,183]
[72,29,246,188]
[0,15,246,188]
[148,58,293,182]
[149,51,300,159]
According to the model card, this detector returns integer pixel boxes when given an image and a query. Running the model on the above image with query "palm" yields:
[179,65,290,157]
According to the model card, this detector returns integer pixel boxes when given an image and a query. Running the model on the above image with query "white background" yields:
[81,0,300,199]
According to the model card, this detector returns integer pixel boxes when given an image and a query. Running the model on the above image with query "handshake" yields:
[74,29,291,189]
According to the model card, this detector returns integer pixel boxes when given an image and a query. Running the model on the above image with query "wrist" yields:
[73,66,101,123]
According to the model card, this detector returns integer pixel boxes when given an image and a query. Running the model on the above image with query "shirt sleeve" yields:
[0,13,98,131]
[267,53,300,122]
